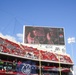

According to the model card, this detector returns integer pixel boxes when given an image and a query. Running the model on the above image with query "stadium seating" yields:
[0,37,73,64]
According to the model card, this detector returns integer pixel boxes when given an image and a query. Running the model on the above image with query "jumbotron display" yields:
[24,26,65,45]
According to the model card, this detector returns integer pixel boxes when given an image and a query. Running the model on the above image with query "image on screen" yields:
[24,26,65,45]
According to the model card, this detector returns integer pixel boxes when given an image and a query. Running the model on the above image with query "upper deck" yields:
[0,36,73,75]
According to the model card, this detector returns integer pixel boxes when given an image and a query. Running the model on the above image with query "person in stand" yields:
[16,60,22,72]
[12,60,17,72]
[0,59,4,70]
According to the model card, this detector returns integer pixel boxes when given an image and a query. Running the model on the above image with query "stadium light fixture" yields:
[68,37,75,75]
[67,37,75,60]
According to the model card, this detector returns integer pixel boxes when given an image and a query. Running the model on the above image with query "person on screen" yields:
[27,31,35,44]
[46,29,54,44]
[27,28,46,44]
[33,28,46,44]
[26,28,40,44]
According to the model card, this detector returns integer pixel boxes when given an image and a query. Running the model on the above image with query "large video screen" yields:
[24,26,65,45]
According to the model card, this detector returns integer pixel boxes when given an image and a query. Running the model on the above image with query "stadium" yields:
[0,26,73,75]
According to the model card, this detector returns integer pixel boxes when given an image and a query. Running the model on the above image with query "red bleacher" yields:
[0,37,73,64]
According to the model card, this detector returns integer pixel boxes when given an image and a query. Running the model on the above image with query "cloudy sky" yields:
[0,0,76,73]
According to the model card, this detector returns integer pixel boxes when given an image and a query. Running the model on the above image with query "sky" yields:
[0,0,76,74]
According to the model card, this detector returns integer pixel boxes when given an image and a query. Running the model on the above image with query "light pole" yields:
[68,37,75,60]
[68,37,75,75]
